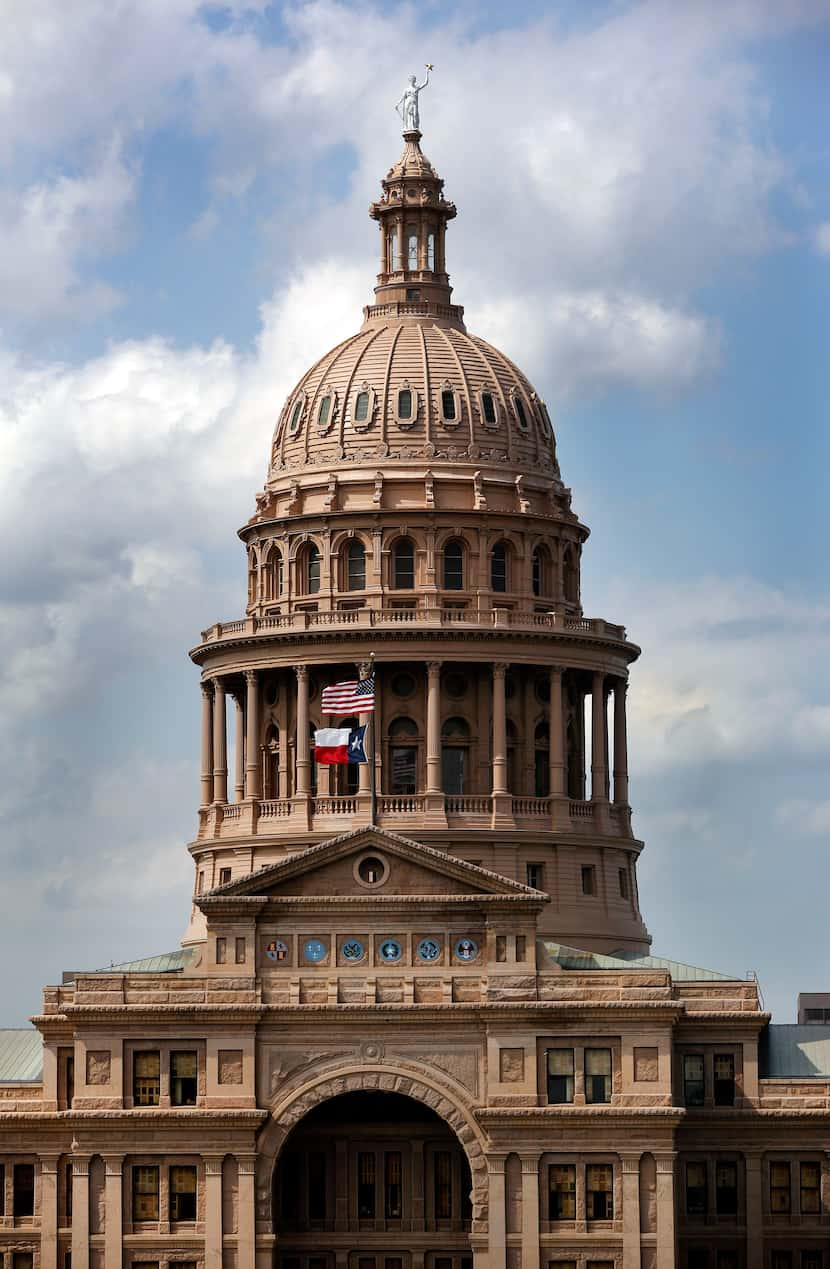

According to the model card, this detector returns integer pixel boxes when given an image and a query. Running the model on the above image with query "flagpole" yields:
[369,652,377,827]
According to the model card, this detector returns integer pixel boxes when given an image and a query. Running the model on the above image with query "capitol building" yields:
[0,104,828,1269]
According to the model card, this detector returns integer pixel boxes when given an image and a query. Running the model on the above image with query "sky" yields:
[1,0,829,1024]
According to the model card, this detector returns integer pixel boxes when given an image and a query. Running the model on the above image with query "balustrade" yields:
[512,797,551,817]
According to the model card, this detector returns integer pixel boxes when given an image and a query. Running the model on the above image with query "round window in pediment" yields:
[355,854,389,888]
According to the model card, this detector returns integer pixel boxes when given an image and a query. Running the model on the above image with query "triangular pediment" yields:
[205,827,544,903]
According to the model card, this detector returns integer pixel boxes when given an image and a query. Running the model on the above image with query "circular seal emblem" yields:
[455,937,479,962]
[303,939,327,963]
[379,939,402,963]
[417,937,441,963]
[265,939,288,963]
[342,939,365,962]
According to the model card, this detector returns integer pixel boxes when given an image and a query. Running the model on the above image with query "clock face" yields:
[417,937,441,963]
[342,939,365,962]
[455,937,479,962]
[303,939,327,963]
[379,939,402,963]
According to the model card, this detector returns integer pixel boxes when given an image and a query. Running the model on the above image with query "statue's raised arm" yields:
[395,65,432,133]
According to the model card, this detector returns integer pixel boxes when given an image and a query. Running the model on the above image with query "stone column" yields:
[295,666,311,795]
[40,1155,60,1269]
[104,1155,123,1269]
[71,1155,91,1269]
[744,1152,763,1269]
[212,677,228,804]
[492,664,508,794]
[520,1155,540,1269]
[424,661,447,826]
[234,693,245,802]
[621,1153,641,1269]
[549,665,570,828]
[590,671,607,800]
[204,1156,224,1269]
[244,670,261,798]
[487,1154,507,1269]
[655,1153,677,1267]
[237,1154,257,1269]
[200,681,214,806]
[613,678,629,805]
[396,219,405,273]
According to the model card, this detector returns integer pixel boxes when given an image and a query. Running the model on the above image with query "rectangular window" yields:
[802,1255,823,1269]
[688,1252,709,1269]
[357,1152,376,1219]
[65,1161,73,1218]
[548,1164,576,1220]
[133,1050,161,1106]
[770,1161,791,1213]
[526,863,543,890]
[516,934,527,961]
[716,1161,738,1215]
[546,1049,575,1104]
[216,936,227,964]
[800,1161,821,1213]
[170,1051,197,1106]
[169,1165,197,1220]
[716,1256,738,1269]
[434,1150,453,1219]
[308,1150,326,1221]
[197,870,205,893]
[686,1162,707,1216]
[683,1054,705,1107]
[618,867,629,899]
[581,865,596,895]
[219,867,231,885]
[132,1165,160,1220]
[713,1053,735,1106]
[13,1163,35,1217]
[385,1150,402,1218]
[385,1261,403,1269]
[235,936,246,964]
[586,1164,613,1220]
[584,1048,612,1104]
[13,1257,33,1269]
[390,746,417,795]
[772,1256,793,1269]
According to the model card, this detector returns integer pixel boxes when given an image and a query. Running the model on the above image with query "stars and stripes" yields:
[321,675,376,714]
[313,725,368,765]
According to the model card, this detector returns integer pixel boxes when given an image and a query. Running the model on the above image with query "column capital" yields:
[487,1153,508,1175]
[103,1154,125,1175]
[244,668,257,685]
[201,679,214,698]
[40,1153,61,1173]
[295,664,309,681]
[655,1153,677,1173]
[492,662,508,678]
[204,1154,225,1175]
[549,663,565,676]
[237,1153,258,1176]
[72,1154,92,1176]
[620,1153,642,1173]
[426,660,442,677]
[520,1155,539,1175]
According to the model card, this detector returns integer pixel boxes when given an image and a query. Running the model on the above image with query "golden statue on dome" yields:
[396,64,432,132]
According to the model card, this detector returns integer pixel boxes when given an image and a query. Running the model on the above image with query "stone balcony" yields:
[196,793,634,841]
[196,605,630,651]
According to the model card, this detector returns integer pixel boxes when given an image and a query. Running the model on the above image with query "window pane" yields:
[713,1053,735,1105]
[684,1054,705,1106]
[307,546,320,594]
[547,1049,574,1104]
[548,1164,576,1220]
[357,1152,375,1218]
[393,540,415,588]
[585,1048,612,1104]
[355,391,370,422]
[441,389,456,420]
[170,1051,197,1107]
[347,541,366,590]
[586,1165,613,1220]
[398,389,412,419]
[289,400,302,433]
[407,227,418,268]
[770,1161,791,1212]
[443,541,464,590]
[308,1150,326,1220]
[390,746,417,795]
[317,396,331,428]
[491,544,507,592]
[434,1150,453,1218]
[514,393,528,428]
[441,745,467,795]
[800,1161,821,1213]
[133,1165,159,1220]
[134,1051,161,1105]
[716,1162,738,1215]
[12,1164,35,1217]
[482,392,496,424]
[427,233,435,270]
[385,1151,402,1218]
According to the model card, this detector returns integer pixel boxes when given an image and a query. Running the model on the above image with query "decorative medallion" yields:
[417,937,441,963]
[342,939,365,962]
[265,939,289,963]
[303,939,327,963]
[455,937,479,962]
[379,938,403,963]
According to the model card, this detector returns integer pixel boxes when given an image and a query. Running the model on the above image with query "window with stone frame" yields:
[170,1051,197,1106]
[12,1256,33,1269]
[13,1162,34,1217]
[490,541,508,592]
[169,1165,197,1220]
[771,1256,793,1269]
[549,1262,577,1269]
[385,1151,402,1219]
[801,1253,823,1269]
[133,1050,161,1105]
[715,1161,738,1215]
[716,1255,738,1269]
[683,1053,705,1107]
[546,1049,575,1104]
[581,864,596,896]
[442,539,464,590]
[392,538,415,589]
[800,1161,821,1214]
[548,1164,576,1220]
[584,1048,612,1104]
[713,1053,735,1105]
[132,1165,160,1220]
[686,1161,707,1216]
[434,1150,453,1219]
[219,867,231,885]
[770,1161,791,1213]
[618,867,630,899]
[357,1151,376,1218]
[585,1164,613,1220]
[346,539,366,591]
[526,862,543,890]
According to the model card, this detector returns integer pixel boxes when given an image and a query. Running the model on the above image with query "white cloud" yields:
[814,222,830,256]
[776,799,830,836]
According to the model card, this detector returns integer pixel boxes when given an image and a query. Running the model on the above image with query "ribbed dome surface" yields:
[269,320,560,480]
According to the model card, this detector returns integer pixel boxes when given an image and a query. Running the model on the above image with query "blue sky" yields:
[1,0,829,1022]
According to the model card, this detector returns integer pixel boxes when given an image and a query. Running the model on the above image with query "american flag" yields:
[321,675,376,714]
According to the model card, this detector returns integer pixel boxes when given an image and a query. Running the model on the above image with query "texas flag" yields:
[313,725,368,765]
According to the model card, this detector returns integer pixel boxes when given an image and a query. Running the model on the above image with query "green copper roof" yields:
[761,1025,830,1077]
[0,1029,43,1082]
[62,947,198,982]
[543,941,738,981]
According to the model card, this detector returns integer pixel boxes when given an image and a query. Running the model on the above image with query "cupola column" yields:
[613,678,629,806]
[426,661,442,794]
[590,671,608,802]
[212,677,228,804]
[244,670,261,799]
[492,664,508,794]
[233,692,245,802]
[295,666,311,796]
[548,666,565,797]
[200,681,214,806]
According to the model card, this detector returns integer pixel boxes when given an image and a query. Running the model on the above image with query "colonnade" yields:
[198,663,629,811]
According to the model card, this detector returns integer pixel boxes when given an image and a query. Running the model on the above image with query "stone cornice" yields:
[201,894,545,910]
[477,1105,685,1123]
[0,1108,267,1124]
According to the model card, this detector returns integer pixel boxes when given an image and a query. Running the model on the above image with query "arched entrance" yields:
[273,1090,474,1269]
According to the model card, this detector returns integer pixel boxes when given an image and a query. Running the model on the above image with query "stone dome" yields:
[267,130,560,486]
[268,321,561,480]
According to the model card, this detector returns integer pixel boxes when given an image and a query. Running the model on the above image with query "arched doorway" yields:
[273,1090,474,1269]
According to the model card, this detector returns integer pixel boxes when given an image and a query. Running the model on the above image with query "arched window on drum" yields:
[491,542,509,594]
[534,722,550,798]
[263,724,280,800]
[442,540,465,591]
[388,716,419,796]
[441,717,471,796]
[392,538,416,590]
[345,539,366,592]
[563,546,579,605]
